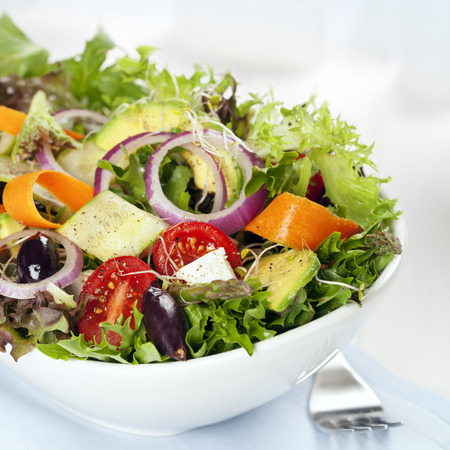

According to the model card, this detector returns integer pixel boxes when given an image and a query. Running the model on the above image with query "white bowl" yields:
[0,217,406,436]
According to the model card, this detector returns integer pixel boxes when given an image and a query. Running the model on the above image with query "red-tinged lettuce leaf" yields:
[0,323,37,361]
[0,290,88,361]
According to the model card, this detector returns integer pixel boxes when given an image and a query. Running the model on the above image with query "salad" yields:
[0,14,401,364]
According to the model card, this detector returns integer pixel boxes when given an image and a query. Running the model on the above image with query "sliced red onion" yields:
[53,109,108,125]
[93,132,174,195]
[35,141,70,174]
[0,230,83,300]
[145,130,267,235]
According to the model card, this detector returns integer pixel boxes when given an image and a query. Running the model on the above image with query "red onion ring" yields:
[145,130,267,235]
[0,230,83,300]
[35,141,69,173]
[53,109,108,125]
[93,132,174,195]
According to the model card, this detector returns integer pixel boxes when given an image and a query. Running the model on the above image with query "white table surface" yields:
[2,0,449,404]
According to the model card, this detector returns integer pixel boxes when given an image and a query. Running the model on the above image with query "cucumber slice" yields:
[57,190,168,262]
[56,139,107,185]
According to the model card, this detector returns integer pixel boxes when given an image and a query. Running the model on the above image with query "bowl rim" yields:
[12,214,406,372]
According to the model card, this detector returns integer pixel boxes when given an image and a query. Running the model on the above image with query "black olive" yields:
[142,284,188,361]
[17,232,59,284]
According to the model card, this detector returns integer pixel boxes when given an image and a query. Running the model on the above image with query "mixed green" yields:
[0,14,401,364]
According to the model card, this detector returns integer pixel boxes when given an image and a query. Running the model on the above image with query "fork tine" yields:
[315,419,358,432]
[352,417,388,430]
[338,418,375,432]
[358,416,404,427]
[340,425,374,432]
[308,353,404,433]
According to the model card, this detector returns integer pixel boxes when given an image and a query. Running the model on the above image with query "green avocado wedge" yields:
[0,211,24,240]
[93,100,186,151]
[252,248,320,313]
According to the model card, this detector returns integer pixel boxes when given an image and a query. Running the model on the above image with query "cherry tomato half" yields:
[152,221,242,276]
[306,172,325,202]
[78,256,155,347]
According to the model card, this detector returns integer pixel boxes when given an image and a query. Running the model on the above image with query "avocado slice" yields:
[253,248,320,312]
[181,148,244,206]
[0,132,15,155]
[0,212,25,240]
[56,100,187,185]
[93,100,186,151]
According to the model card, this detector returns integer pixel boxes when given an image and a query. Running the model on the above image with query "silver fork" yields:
[308,352,404,432]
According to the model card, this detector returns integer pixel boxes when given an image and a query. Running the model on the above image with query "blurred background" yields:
[2,0,450,397]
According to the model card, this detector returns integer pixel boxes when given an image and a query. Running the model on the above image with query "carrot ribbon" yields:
[3,170,94,229]
[245,192,362,251]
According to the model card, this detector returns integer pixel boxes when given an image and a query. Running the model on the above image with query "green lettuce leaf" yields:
[97,152,151,211]
[0,14,51,77]
[59,30,115,111]
[38,302,168,364]
[309,147,398,227]
[162,165,191,210]
[184,286,275,358]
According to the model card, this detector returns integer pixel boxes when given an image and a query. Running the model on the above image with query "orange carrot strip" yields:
[3,170,94,229]
[0,105,85,140]
[245,192,362,251]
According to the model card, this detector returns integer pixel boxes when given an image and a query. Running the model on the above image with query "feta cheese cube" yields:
[175,247,237,285]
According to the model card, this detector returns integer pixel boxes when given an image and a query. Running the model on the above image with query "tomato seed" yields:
[94,307,103,314]
[197,245,205,253]
[108,281,115,289]
[99,295,106,302]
